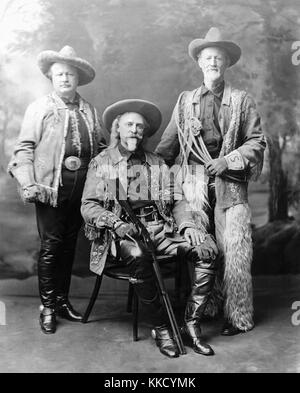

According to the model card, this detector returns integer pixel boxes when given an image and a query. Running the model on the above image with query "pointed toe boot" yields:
[184,320,214,356]
[56,299,82,322]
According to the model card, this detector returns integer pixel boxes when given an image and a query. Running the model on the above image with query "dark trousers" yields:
[35,168,87,309]
[119,239,216,327]
[119,240,169,327]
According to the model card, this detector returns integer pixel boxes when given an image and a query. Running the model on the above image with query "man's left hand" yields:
[205,158,228,176]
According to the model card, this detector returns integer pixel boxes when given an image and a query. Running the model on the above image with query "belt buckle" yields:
[64,156,81,171]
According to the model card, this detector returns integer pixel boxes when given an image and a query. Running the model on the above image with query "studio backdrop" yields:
[0,0,300,281]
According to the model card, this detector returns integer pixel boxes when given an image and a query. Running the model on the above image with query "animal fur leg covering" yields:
[223,203,254,331]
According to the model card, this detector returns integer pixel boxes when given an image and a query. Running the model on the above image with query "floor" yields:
[0,275,299,373]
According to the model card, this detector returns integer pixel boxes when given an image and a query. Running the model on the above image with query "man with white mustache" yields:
[81,99,219,357]
[155,28,266,336]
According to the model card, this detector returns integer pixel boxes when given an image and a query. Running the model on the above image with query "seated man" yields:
[81,99,218,358]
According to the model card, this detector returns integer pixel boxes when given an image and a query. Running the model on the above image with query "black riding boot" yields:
[37,240,60,334]
[38,241,59,310]
[55,242,82,322]
[128,252,180,358]
[184,261,215,355]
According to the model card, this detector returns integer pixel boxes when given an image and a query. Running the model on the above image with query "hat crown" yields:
[188,26,241,66]
[59,46,77,58]
[205,27,222,42]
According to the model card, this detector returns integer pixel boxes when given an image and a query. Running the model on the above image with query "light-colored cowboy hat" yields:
[188,27,241,67]
[37,46,95,86]
[103,99,162,137]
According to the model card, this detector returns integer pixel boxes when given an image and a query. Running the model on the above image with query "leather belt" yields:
[63,156,90,171]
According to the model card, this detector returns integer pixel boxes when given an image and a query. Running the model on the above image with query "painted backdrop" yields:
[1,0,300,279]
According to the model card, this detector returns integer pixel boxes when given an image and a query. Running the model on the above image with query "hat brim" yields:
[188,40,241,67]
[103,99,162,137]
[37,51,95,86]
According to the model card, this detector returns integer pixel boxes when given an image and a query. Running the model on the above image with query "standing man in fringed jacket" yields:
[8,46,106,334]
[155,28,266,335]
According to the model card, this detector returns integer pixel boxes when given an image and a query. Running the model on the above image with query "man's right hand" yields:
[22,184,40,203]
[114,222,139,239]
[184,228,206,246]
[194,234,219,261]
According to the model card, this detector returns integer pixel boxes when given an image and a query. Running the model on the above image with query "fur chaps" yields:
[204,204,254,331]
[222,203,254,331]
[203,204,254,332]
[181,170,254,330]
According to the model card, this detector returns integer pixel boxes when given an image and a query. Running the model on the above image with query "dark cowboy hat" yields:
[37,46,95,86]
[102,99,162,137]
[188,27,241,67]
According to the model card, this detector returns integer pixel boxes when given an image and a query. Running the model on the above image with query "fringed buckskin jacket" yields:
[155,82,266,211]
[81,146,197,275]
[8,92,105,207]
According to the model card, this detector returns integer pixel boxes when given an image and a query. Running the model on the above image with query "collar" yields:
[107,145,150,166]
[51,91,88,112]
[60,92,80,106]
[201,81,224,98]
[192,81,231,106]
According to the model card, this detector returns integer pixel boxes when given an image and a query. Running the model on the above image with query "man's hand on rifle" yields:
[114,221,139,239]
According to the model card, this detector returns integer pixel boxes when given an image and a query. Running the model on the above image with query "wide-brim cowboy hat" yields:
[37,46,95,86]
[103,99,162,137]
[188,27,241,67]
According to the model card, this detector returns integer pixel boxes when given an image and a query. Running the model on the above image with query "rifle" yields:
[113,178,186,356]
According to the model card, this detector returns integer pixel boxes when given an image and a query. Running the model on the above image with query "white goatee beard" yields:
[126,138,139,151]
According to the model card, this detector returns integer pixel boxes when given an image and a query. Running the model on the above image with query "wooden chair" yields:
[82,254,186,341]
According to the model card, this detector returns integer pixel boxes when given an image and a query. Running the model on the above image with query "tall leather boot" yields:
[132,255,180,358]
[55,239,82,322]
[55,240,76,299]
[38,241,58,334]
[184,261,215,355]
[139,290,179,358]
[38,241,58,310]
